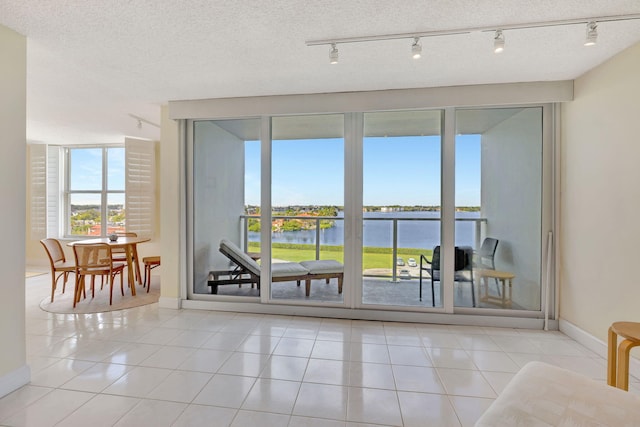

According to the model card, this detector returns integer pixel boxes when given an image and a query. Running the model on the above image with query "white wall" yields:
[482,108,543,310]
[561,42,640,342]
[159,106,181,306]
[0,24,29,397]
[192,121,245,294]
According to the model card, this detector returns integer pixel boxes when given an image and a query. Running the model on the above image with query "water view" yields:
[248,211,481,249]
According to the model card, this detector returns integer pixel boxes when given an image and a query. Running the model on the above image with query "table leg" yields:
[607,327,617,387]
[131,244,142,285]
[126,246,137,296]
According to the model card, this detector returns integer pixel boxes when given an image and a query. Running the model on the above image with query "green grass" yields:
[247,241,433,271]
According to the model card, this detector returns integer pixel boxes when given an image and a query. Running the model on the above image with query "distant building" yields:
[380,206,403,212]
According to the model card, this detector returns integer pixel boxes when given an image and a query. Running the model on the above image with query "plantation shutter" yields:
[46,145,62,238]
[125,138,156,238]
[29,144,46,240]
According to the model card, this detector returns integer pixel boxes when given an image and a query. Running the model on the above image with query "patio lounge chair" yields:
[208,239,344,297]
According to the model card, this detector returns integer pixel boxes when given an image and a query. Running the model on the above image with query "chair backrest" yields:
[219,239,261,276]
[430,246,470,271]
[40,238,66,266]
[72,243,113,274]
[479,238,499,258]
[112,232,137,254]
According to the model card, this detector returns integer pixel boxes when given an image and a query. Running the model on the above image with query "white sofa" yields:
[475,361,640,426]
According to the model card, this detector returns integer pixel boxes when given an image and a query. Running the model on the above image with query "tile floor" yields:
[1,272,634,426]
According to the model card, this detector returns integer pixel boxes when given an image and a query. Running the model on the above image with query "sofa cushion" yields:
[475,361,640,426]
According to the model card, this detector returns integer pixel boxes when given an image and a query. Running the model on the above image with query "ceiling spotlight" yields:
[584,21,598,46]
[493,30,505,53]
[329,43,339,64]
[411,37,422,59]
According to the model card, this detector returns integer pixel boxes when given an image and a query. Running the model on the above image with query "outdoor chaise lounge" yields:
[208,239,344,297]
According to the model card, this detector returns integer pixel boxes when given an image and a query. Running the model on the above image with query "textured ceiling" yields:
[1,0,640,144]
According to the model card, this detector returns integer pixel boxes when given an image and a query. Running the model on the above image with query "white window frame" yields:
[29,139,156,240]
[64,145,125,238]
[176,82,567,327]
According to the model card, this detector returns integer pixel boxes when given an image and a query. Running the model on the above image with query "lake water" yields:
[248,211,481,250]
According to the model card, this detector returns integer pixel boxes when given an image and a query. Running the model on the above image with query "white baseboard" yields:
[158,296,181,309]
[0,364,30,399]
[559,318,640,380]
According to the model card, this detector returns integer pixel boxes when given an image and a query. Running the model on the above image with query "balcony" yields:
[220,214,508,309]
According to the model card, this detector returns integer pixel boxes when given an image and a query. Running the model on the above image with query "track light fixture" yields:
[329,43,338,64]
[411,37,422,59]
[584,21,598,46]
[306,13,640,62]
[128,113,161,129]
[493,30,505,53]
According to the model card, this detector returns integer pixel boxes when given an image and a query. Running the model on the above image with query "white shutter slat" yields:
[47,146,61,238]
[125,138,156,238]
[29,144,46,240]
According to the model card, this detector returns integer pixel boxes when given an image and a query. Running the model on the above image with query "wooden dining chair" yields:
[142,256,160,292]
[40,238,76,302]
[112,232,141,285]
[72,243,125,307]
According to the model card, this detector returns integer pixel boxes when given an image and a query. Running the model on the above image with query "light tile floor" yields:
[1,273,634,426]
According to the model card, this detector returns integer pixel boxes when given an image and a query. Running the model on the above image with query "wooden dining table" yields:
[68,236,150,296]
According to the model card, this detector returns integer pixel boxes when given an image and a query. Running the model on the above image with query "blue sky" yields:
[245,134,481,206]
[70,147,125,205]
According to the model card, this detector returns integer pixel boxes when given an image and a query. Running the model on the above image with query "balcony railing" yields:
[240,214,487,281]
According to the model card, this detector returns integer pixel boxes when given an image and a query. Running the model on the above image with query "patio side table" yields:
[476,269,515,308]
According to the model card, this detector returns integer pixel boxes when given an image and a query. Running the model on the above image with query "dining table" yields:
[68,236,150,296]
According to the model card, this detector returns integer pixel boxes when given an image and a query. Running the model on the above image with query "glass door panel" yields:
[455,108,543,310]
[362,110,443,307]
[192,118,261,297]
[270,114,344,303]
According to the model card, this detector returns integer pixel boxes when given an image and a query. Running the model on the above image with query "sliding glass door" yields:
[455,108,543,310]
[269,115,345,304]
[191,118,261,298]
[361,110,443,308]
[188,106,550,317]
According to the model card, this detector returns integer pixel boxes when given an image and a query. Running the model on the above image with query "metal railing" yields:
[240,214,487,281]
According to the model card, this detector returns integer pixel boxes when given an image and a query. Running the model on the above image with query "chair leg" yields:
[616,339,640,391]
[146,266,151,293]
[471,279,476,307]
[431,278,435,307]
[608,327,617,387]
[50,273,56,303]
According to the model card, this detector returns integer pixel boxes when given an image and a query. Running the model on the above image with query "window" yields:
[29,138,155,240]
[67,146,124,236]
